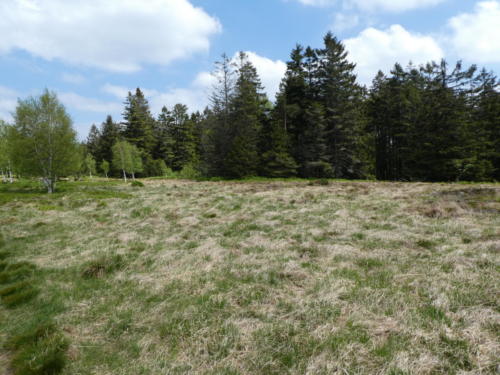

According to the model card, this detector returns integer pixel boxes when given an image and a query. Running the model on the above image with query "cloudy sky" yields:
[0,0,499,138]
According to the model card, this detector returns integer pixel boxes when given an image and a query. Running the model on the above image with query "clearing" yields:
[0,179,498,374]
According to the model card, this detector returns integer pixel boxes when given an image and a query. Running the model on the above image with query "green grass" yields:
[0,178,498,374]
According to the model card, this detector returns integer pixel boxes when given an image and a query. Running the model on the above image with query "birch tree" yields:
[0,120,14,183]
[100,160,110,179]
[112,140,133,182]
[10,90,79,193]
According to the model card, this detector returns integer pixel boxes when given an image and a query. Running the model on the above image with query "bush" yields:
[303,161,334,179]
[178,164,201,180]
[130,180,144,188]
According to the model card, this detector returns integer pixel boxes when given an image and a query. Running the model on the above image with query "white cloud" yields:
[447,1,500,63]
[241,52,287,100]
[100,52,286,115]
[295,0,445,12]
[61,73,86,85]
[58,92,122,114]
[344,25,444,85]
[0,0,221,72]
[331,13,360,32]
[0,86,18,122]
[101,71,214,115]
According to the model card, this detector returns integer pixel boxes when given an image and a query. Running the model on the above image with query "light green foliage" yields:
[83,154,96,178]
[112,140,133,181]
[9,90,79,192]
[100,160,110,178]
[129,144,143,179]
[0,120,14,182]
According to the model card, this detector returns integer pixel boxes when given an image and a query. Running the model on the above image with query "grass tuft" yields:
[81,254,126,279]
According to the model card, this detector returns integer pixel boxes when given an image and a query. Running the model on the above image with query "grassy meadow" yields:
[0,178,498,374]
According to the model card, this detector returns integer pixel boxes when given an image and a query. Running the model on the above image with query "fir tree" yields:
[316,32,364,178]
[86,124,101,161]
[97,115,120,166]
[225,52,267,178]
[122,88,155,155]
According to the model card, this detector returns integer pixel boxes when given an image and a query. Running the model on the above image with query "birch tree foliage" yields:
[100,160,110,178]
[10,90,79,192]
[112,140,134,181]
[0,120,14,182]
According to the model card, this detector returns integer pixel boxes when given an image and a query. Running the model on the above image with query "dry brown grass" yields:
[0,179,498,374]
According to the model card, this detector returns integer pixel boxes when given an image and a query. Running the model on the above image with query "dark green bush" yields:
[130,180,145,188]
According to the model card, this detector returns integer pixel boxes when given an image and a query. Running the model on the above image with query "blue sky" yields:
[1,0,499,139]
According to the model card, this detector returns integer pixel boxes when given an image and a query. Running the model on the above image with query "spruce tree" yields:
[470,68,500,180]
[97,115,120,166]
[86,124,101,161]
[154,106,175,167]
[316,32,364,178]
[203,54,237,177]
[260,101,297,178]
[171,104,197,171]
[122,88,155,156]
[225,52,267,178]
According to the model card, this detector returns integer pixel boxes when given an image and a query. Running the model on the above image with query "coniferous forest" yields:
[6,33,499,183]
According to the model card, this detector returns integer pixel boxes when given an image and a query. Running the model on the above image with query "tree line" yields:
[1,33,499,192]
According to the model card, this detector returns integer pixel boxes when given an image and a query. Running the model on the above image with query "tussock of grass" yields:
[7,322,68,375]
[81,254,126,279]
[0,262,37,285]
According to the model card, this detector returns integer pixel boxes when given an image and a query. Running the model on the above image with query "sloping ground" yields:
[0,179,498,374]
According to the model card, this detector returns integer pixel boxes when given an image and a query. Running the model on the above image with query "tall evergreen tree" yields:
[225,52,267,178]
[86,124,101,161]
[97,115,120,165]
[122,88,155,155]
[171,104,197,171]
[316,32,365,178]
[469,68,500,180]
[203,54,237,176]
[154,106,176,167]
[415,60,477,181]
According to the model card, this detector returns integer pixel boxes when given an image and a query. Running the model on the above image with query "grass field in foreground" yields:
[0,179,498,374]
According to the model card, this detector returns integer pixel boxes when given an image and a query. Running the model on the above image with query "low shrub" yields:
[130,180,145,188]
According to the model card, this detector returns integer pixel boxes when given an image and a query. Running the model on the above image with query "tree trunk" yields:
[105,172,108,179]
[43,177,55,194]
[122,169,127,182]
[132,172,135,181]
[8,169,13,183]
